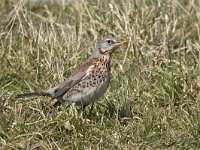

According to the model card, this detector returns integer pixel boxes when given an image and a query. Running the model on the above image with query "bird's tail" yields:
[16,92,50,98]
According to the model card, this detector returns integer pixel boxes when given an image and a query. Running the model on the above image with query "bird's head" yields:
[91,37,127,58]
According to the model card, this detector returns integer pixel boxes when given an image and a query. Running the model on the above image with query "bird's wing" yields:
[50,58,94,98]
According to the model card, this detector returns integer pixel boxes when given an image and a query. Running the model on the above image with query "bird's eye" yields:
[107,40,114,44]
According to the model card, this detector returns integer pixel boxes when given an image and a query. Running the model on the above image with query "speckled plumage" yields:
[16,37,127,108]
[63,54,110,106]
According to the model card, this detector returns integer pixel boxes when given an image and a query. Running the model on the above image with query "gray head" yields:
[91,37,127,58]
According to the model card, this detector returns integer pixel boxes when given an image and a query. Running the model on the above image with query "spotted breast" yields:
[62,54,111,106]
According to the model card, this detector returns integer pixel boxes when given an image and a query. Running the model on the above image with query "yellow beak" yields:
[109,40,128,54]
[114,40,128,47]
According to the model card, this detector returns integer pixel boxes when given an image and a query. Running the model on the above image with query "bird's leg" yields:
[88,103,94,116]
[53,100,62,107]
[77,104,87,116]
[69,103,80,118]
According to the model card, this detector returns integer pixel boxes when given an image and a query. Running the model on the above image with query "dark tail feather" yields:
[16,92,50,98]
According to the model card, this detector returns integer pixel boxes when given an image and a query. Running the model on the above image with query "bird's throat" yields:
[98,54,111,71]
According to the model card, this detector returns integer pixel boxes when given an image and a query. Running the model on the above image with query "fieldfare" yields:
[16,37,127,108]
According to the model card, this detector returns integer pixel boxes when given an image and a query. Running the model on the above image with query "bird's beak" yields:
[114,40,128,47]
[110,40,128,54]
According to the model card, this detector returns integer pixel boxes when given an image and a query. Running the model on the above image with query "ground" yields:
[0,0,200,149]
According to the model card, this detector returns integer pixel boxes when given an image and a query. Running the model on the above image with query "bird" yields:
[16,37,127,109]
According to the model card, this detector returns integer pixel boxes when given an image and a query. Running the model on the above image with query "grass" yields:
[0,0,200,149]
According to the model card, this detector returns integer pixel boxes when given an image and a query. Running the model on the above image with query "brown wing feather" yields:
[52,58,95,98]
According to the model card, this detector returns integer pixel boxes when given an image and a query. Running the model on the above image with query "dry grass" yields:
[0,0,200,149]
